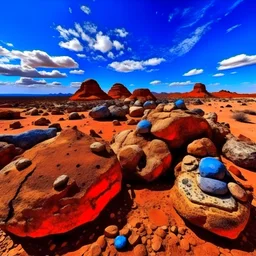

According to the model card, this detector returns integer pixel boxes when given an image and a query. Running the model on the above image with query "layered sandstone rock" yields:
[108,83,131,99]
[0,127,122,237]
[129,89,156,102]
[70,79,113,101]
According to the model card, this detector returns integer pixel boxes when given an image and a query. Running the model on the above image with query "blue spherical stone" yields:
[136,120,152,134]
[114,235,127,250]
[199,157,226,180]
[143,101,156,109]
[175,99,186,109]
[89,105,110,119]
[198,176,228,195]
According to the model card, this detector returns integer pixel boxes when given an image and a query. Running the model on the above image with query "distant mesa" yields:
[70,79,112,101]
[108,83,131,99]
[190,83,213,97]
[129,89,157,102]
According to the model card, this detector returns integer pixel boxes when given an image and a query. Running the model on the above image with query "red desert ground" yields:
[0,79,256,256]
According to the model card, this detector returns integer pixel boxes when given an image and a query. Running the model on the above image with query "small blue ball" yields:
[136,120,152,134]
[175,99,186,109]
[114,235,127,250]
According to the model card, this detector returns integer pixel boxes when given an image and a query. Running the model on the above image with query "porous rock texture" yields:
[70,79,112,101]
[108,83,131,99]
[0,127,122,237]
[147,109,212,149]
[111,129,172,182]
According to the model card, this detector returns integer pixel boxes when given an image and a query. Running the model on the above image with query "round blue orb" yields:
[136,120,152,134]
[199,157,226,180]
[114,235,127,250]
[175,99,186,109]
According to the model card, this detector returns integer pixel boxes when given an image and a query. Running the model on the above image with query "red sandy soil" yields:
[0,99,256,256]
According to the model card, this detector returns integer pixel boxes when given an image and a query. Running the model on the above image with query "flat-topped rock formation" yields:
[70,79,113,101]
[129,89,157,102]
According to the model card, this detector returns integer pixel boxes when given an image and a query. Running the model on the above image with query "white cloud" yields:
[150,80,161,85]
[75,23,94,45]
[69,7,72,14]
[93,55,107,61]
[70,82,81,88]
[81,5,91,15]
[169,81,193,86]
[93,32,113,53]
[231,71,237,74]
[84,22,97,34]
[59,38,83,52]
[115,28,128,37]
[107,52,115,59]
[6,43,13,47]
[0,46,10,56]
[183,68,203,76]
[0,64,66,78]
[226,24,241,33]
[146,69,159,73]
[170,22,212,56]
[77,54,86,58]
[225,0,245,16]
[213,73,224,77]
[70,69,85,75]
[208,83,220,86]
[218,54,256,70]
[0,57,10,63]
[113,40,124,51]
[15,77,47,85]
[56,25,79,40]
[109,58,165,73]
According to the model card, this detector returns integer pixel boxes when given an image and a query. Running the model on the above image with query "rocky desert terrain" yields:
[0,80,256,256]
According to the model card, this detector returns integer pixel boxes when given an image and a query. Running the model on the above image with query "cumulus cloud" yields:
[77,54,86,58]
[93,55,107,61]
[59,38,83,52]
[15,77,47,85]
[0,57,10,63]
[0,64,66,78]
[70,69,85,75]
[115,28,128,37]
[75,23,94,45]
[183,68,203,76]
[84,22,97,34]
[213,73,224,77]
[6,43,14,47]
[0,46,10,56]
[113,40,124,51]
[56,25,79,40]
[226,24,241,33]
[150,80,161,85]
[217,54,256,70]
[93,32,113,53]
[170,22,212,56]
[107,52,115,59]
[70,82,81,88]
[169,81,193,86]
[109,58,165,73]
[81,5,91,15]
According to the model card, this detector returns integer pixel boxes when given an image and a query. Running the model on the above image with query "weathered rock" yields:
[222,136,256,169]
[205,112,218,123]
[104,225,119,238]
[26,108,38,116]
[70,79,112,101]
[0,128,122,237]
[181,155,198,172]
[68,112,81,120]
[53,175,69,191]
[113,120,121,126]
[163,103,175,112]
[171,172,250,239]
[108,83,131,99]
[112,130,172,182]
[147,110,212,149]
[89,106,111,119]
[0,142,22,169]
[134,244,147,256]
[151,235,162,252]
[174,99,187,110]
[48,123,62,132]
[0,110,20,120]
[109,105,127,119]
[228,182,248,202]
[90,142,106,153]
[15,158,32,171]
[127,119,138,125]
[129,106,144,117]
[0,128,57,150]
[134,100,143,106]
[34,117,51,126]
[187,138,217,157]
[198,176,228,195]
[128,232,141,246]
[9,121,22,129]
[143,101,156,109]
[129,89,156,102]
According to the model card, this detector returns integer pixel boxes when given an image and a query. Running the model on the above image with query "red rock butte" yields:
[129,89,157,101]
[108,83,131,99]
[70,79,113,101]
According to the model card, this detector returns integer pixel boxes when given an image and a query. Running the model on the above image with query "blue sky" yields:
[0,0,255,94]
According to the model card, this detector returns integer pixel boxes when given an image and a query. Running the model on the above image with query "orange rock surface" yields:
[108,83,131,99]
[129,88,157,101]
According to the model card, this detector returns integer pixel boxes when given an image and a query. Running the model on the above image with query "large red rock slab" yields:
[0,127,122,237]
[0,110,20,120]
[108,83,131,99]
[69,79,113,101]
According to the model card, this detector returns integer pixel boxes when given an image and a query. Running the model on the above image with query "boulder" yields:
[108,105,127,119]
[136,120,152,134]
[0,142,22,169]
[222,136,256,170]
[70,79,113,101]
[26,108,38,116]
[107,83,131,99]
[171,171,250,239]
[48,123,62,132]
[143,101,157,109]
[198,176,228,195]
[129,106,144,117]
[189,108,205,116]
[0,128,57,150]
[174,99,187,110]
[187,138,217,157]
[0,127,122,237]
[69,112,81,120]
[0,110,20,120]
[111,130,172,182]
[10,121,22,129]
[134,100,143,106]
[129,89,156,102]
[147,110,212,149]
[34,117,51,126]
[89,106,111,120]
